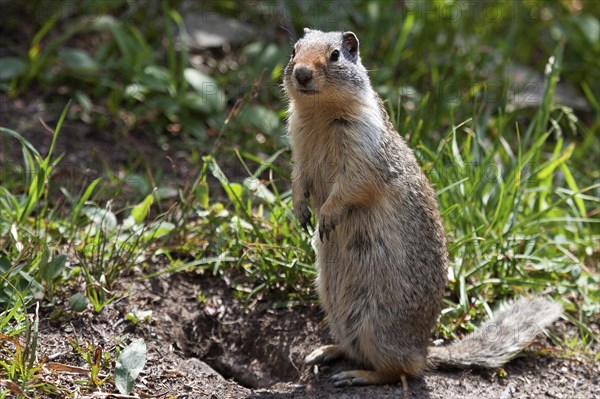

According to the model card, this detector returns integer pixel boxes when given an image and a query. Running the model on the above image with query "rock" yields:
[505,63,591,112]
[181,4,255,50]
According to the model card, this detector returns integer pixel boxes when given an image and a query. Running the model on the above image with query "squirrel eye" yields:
[291,48,296,58]
[330,49,340,62]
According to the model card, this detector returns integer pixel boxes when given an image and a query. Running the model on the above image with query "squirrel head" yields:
[283,29,371,108]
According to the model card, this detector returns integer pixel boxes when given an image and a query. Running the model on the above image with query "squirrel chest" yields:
[288,112,384,212]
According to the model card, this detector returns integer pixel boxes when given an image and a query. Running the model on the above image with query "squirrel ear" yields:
[342,31,359,55]
[303,27,312,35]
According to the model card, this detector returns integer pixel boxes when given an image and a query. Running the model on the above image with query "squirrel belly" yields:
[283,28,563,386]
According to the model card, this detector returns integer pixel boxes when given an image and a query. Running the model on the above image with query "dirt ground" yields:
[2,77,598,399]
[33,270,598,399]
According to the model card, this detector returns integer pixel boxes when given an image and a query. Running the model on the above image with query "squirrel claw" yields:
[305,345,345,365]
[330,372,367,386]
[319,220,336,242]
[319,226,332,242]
[332,379,353,387]
[296,204,312,234]
[301,219,313,233]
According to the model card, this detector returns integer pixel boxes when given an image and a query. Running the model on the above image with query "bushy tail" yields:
[427,297,562,369]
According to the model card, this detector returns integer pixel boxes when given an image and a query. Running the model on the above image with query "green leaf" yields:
[195,182,209,209]
[224,183,244,204]
[391,12,415,64]
[147,94,181,115]
[131,194,154,224]
[0,57,27,80]
[183,68,225,111]
[560,163,587,219]
[154,187,178,201]
[244,177,276,203]
[138,65,174,93]
[533,43,563,139]
[179,92,212,113]
[0,256,10,273]
[144,221,175,239]
[125,310,153,324]
[180,117,208,139]
[0,127,40,158]
[183,68,216,92]
[124,174,150,196]
[83,206,117,231]
[574,15,600,48]
[536,143,574,180]
[106,22,135,67]
[204,156,229,186]
[71,177,101,225]
[89,15,119,30]
[115,339,147,395]
[59,48,98,73]
[41,254,67,281]
[70,293,90,312]
[237,106,280,135]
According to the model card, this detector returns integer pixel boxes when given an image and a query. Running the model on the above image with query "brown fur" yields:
[283,29,562,387]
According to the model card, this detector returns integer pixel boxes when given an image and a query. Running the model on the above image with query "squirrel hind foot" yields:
[330,369,409,395]
[304,344,346,365]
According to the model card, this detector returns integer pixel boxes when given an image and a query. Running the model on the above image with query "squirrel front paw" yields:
[318,201,342,242]
[294,202,312,232]
[293,189,312,232]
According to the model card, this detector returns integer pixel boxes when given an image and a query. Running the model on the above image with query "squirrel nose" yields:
[294,66,313,86]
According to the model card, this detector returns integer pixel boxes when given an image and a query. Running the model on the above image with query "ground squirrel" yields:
[283,28,563,391]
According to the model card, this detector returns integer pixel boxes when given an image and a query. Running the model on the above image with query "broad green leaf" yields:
[124,174,150,196]
[224,183,244,204]
[75,90,93,115]
[154,187,178,201]
[41,254,67,281]
[179,92,212,113]
[89,15,119,30]
[574,15,600,48]
[115,339,147,395]
[83,206,118,231]
[125,310,153,324]
[147,94,181,115]
[70,293,90,312]
[131,194,154,224]
[183,68,225,111]
[0,57,27,80]
[0,256,10,273]
[204,156,229,185]
[184,68,216,92]
[145,221,175,239]
[181,117,208,139]
[244,177,276,203]
[237,106,280,135]
[138,65,174,93]
[59,48,98,73]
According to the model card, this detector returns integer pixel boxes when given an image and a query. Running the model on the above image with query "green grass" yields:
[1,0,599,397]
